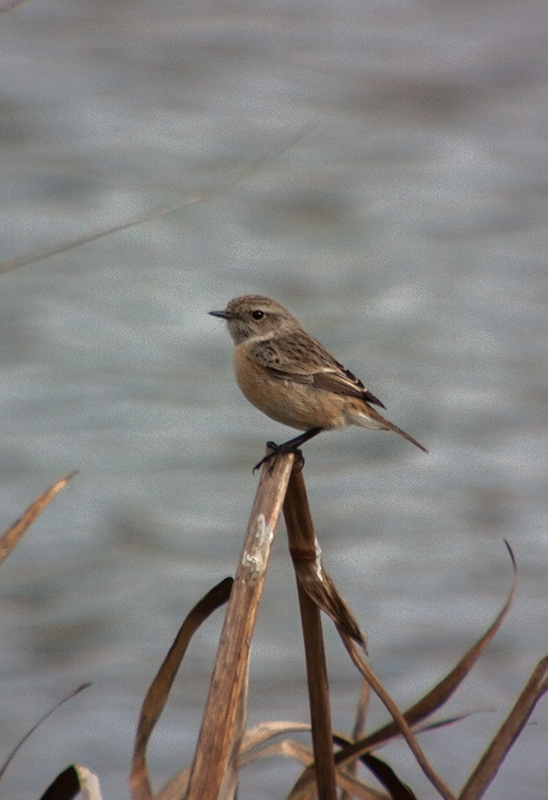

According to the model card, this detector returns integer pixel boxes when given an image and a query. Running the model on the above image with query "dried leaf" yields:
[341,678,372,800]
[289,744,393,800]
[239,720,311,761]
[157,738,310,800]
[360,752,417,800]
[38,764,102,800]
[459,653,548,800]
[130,577,233,800]
[242,737,313,766]
[338,635,456,800]
[337,543,517,760]
[334,771,392,800]
[0,472,77,566]
[352,679,372,742]
[283,463,366,646]
[296,560,366,646]
[416,710,491,735]
[292,754,393,800]
[39,765,81,800]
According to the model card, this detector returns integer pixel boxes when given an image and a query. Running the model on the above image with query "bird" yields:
[209,295,427,469]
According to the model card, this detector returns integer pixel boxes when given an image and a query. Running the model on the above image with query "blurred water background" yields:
[1,0,547,797]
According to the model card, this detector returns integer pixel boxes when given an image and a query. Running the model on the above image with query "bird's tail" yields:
[348,405,428,453]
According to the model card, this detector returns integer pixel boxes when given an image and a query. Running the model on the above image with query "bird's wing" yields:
[250,334,386,409]
[312,363,386,408]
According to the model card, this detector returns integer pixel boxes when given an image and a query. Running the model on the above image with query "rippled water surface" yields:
[1,1,548,797]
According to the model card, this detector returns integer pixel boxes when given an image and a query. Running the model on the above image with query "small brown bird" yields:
[209,295,427,468]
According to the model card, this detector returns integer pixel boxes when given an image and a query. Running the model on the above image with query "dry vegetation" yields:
[1,455,547,800]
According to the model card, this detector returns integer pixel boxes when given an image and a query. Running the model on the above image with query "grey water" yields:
[1,0,547,797]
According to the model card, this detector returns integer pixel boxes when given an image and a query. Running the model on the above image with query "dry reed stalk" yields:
[185,450,295,800]
[283,464,337,800]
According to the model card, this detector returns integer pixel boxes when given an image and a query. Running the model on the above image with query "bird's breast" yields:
[232,344,348,431]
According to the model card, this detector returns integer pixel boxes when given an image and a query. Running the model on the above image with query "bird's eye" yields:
[251,309,265,320]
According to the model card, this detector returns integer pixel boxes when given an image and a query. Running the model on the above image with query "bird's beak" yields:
[209,309,231,319]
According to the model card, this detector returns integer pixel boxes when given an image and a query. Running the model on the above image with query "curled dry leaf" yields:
[239,720,311,761]
[296,560,366,647]
[130,577,233,800]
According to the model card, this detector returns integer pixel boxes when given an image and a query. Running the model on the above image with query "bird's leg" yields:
[271,427,324,452]
[253,427,323,473]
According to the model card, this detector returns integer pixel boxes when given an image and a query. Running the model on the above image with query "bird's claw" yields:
[253,442,305,474]
[252,442,279,473]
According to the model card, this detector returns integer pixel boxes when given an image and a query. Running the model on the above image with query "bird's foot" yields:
[252,441,305,473]
[252,428,323,473]
[253,442,304,473]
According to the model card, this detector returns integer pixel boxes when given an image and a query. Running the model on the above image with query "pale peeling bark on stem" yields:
[241,513,275,585]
